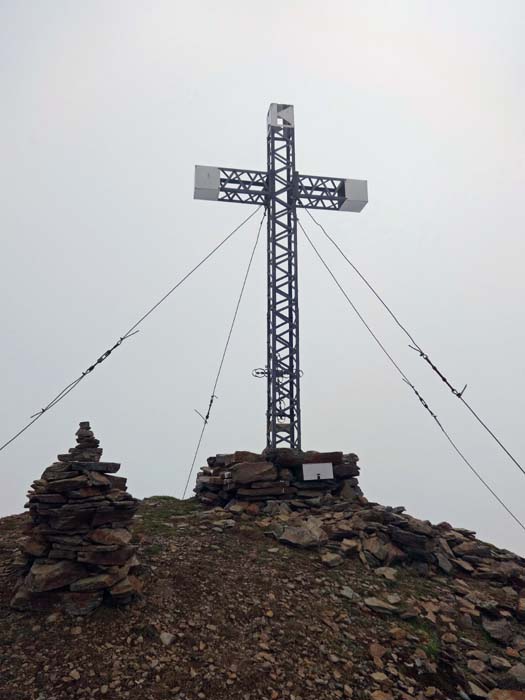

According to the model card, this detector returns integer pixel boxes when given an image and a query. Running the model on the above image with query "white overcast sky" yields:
[2,1,525,555]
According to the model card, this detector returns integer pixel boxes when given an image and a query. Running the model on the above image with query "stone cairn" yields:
[11,422,141,615]
[195,448,363,508]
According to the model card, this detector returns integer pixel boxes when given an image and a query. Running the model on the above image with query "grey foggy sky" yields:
[2,1,525,555]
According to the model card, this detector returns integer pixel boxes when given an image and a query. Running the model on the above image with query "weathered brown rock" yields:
[91,505,136,527]
[339,479,362,501]
[41,463,74,481]
[48,547,78,560]
[456,558,475,573]
[388,526,432,559]
[22,537,49,557]
[333,463,360,479]
[197,475,224,487]
[250,480,288,489]
[70,572,123,592]
[47,505,97,531]
[57,450,103,463]
[26,560,85,592]
[435,551,454,574]
[47,476,90,493]
[62,591,104,615]
[237,485,296,497]
[77,545,135,566]
[226,451,262,466]
[302,451,344,465]
[106,474,127,490]
[74,461,121,474]
[481,616,513,644]
[87,472,111,487]
[507,663,525,686]
[279,519,327,548]
[454,540,492,557]
[28,493,67,504]
[364,597,398,615]
[321,552,343,567]
[490,656,512,672]
[109,575,143,600]
[296,490,327,498]
[230,461,277,485]
[340,538,361,556]
[331,520,363,541]
[517,590,525,621]
[362,536,390,563]
[88,528,132,546]
[263,448,304,467]
[375,566,398,581]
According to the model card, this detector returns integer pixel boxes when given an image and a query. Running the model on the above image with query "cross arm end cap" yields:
[194,165,220,201]
[339,179,368,212]
[267,103,295,128]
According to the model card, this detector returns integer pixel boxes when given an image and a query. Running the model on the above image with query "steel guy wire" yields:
[305,208,525,481]
[299,219,525,535]
[182,211,266,499]
[0,206,262,455]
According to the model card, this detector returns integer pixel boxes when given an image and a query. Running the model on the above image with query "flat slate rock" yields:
[230,461,277,485]
[74,462,121,474]
[26,560,85,593]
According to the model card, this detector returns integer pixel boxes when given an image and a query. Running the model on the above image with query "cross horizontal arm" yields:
[194,166,266,205]
[194,166,367,212]
[297,174,368,212]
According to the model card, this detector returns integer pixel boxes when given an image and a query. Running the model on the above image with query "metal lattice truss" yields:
[210,169,363,212]
[217,168,266,205]
[194,103,368,449]
[266,117,301,448]
[297,174,346,210]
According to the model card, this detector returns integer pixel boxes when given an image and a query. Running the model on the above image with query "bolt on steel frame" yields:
[194,103,368,450]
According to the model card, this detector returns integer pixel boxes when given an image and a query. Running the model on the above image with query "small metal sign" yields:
[302,463,334,481]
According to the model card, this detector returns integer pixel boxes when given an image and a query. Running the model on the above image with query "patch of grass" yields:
[145,543,163,556]
[0,515,28,532]
[406,618,441,660]
[422,631,441,660]
[145,495,201,515]
[134,496,201,535]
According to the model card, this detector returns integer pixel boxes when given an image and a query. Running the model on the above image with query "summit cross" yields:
[194,103,368,450]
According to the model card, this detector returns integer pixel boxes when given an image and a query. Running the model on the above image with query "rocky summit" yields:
[0,450,524,700]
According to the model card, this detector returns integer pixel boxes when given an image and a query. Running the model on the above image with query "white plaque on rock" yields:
[302,463,334,481]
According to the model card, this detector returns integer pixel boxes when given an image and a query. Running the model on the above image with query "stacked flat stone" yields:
[11,422,141,615]
[195,448,363,507]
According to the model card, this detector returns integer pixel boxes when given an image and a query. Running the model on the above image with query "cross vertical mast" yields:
[266,104,301,449]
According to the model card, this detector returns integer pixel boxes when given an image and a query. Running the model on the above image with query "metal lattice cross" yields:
[194,103,368,449]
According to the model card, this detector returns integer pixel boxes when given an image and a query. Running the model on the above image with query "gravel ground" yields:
[0,497,523,700]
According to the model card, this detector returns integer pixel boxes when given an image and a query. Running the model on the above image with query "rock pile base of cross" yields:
[11,422,141,615]
[195,448,363,507]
